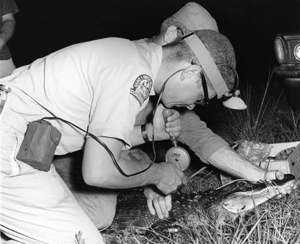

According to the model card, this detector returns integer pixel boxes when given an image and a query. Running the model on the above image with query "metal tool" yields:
[162,109,190,171]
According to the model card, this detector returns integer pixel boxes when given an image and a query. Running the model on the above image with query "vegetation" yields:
[224,70,300,144]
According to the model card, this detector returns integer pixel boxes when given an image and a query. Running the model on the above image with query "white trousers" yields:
[0,97,105,244]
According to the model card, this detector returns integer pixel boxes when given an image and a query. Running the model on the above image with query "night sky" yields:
[9,0,300,87]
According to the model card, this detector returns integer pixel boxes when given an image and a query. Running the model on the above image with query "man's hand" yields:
[153,161,188,194]
[152,104,181,141]
[209,146,298,198]
[264,170,298,198]
[144,187,172,219]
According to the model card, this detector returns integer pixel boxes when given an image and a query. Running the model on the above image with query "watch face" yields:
[294,43,300,61]
[275,38,286,63]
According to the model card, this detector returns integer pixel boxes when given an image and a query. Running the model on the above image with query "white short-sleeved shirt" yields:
[2,38,161,154]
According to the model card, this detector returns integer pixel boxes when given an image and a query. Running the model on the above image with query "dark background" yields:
[5,0,300,144]
[8,0,300,89]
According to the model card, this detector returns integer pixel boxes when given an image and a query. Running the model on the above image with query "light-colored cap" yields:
[173,2,219,32]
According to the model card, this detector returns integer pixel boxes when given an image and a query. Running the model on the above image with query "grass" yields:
[103,172,300,244]
[103,70,300,244]
[221,70,300,144]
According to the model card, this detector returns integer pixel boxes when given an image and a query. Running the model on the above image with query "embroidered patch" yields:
[130,74,153,106]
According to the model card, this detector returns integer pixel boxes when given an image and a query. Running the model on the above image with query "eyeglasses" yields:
[194,72,209,106]
[190,60,209,106]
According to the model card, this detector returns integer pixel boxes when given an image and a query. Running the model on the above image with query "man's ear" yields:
[163,25,178,44]
[180,65,201,80]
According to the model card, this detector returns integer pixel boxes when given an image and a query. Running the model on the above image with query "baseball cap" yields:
[173,2,219,32]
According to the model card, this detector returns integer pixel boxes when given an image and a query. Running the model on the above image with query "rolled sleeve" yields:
[178,110,228,163]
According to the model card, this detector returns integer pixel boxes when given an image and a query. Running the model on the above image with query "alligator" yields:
[103,173,295,236]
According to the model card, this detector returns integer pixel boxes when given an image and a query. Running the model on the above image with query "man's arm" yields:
[207,145,268,181]
[0,13,16,50]
[179,110,284,181]
[82,136,187,194]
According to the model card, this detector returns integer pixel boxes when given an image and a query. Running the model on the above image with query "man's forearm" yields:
[102,150,159,189]
[83,141,159,189]
[208,145,266,181]
[0,17,15,48]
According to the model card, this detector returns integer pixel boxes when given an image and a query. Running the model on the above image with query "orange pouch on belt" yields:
[16,119,62,172]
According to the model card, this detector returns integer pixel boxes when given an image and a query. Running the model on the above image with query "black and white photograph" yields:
[1,0,300,243]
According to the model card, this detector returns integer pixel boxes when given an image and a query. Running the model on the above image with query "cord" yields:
[149,68,185,163]
[42,117,152,177]
[36,59,185,177]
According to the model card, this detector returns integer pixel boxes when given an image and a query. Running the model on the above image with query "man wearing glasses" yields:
[50,2,292,236]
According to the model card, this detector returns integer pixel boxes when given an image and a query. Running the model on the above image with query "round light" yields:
[294,43,300,61]
[222,90,247,110]
[223,97,247,110]
[274,36,287,64]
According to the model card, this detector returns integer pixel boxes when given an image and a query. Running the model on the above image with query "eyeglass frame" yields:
[190,60,210,106]
[194,64,240,106]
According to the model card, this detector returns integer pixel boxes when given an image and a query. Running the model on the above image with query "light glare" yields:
[294,43,300,61]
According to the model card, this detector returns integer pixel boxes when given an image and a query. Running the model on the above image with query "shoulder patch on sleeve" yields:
[130,74,153,106]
